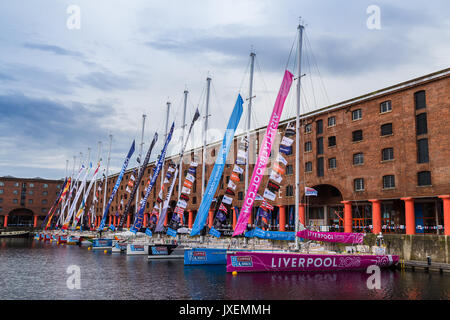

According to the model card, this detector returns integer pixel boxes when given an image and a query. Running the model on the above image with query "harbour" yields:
[1,237,449,300]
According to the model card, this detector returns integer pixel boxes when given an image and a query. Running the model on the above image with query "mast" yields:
[103,134,112,216]
[295,22,304,250]
[246,50,255,227]
[160,102,170,212]
[202,77,211,198]
[93,141,101,226]
[179,90,188,203]
[136,114,146,215]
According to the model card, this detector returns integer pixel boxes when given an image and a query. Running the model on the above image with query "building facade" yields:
[92,68,449,236]
[2,68,449,235]
[0,177,63,227]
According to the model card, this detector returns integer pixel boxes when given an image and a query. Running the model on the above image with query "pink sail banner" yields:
[233,70,294,236]
[297,230,364,244]
[226,251,399,273]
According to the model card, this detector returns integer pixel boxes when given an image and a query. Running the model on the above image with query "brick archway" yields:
[7,208,35,227]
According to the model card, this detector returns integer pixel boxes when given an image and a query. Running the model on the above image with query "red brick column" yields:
[188,210,193,229]
[369,199,381,234]
[3,215,8,228]
[299,203,306,226]
[439,195,450,236]
[33,215,38,228]
[342,201,352,233]
[143,213,148,227]
[208,210,214,228]
[278,206,286,231]
[401,197,415,235]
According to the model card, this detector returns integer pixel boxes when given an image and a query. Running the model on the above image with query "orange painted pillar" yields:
[208,210,214,228]
[342,201,353,233]
[278,206,286,231]
[438,195,450,236]
[126,215,130,228]
[188,210,193,229]
[369,199,381,234]
[401,197,415,235]
[3,215,8,228]
[299,203,306,226]
[108,215,112,226]
[164,213,168,226]
[232,208,237,230]
[33,215,38,228]
[248,209,253,227]
[143,213,148,227]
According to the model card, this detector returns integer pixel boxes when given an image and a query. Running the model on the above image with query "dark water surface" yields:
[0,238,448,300]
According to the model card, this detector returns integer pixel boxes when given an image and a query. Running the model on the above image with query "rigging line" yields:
[304,40,318,111]
[305,31,331,106]
[239,56,251,94]
[284,31,298,72]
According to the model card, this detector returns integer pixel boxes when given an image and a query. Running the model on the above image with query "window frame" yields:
[352,109,362,121]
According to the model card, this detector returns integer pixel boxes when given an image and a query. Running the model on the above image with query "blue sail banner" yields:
[98,140,135,230]
[130,122,175,233]
[190,94,243,236]
[245,227,295,241]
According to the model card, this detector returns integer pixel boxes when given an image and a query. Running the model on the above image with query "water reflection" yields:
[0,239,448,300]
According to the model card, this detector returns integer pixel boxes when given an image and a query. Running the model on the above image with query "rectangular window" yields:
[305,162,312,172]
[0,190,3,194]
[381,123,393,136]
[43,184,48,188]
[0,182,4,186]
[42,199,48,204]
[28,199,33,204]
[416,113,428,135]
[354,178,364,191]
[317,157,324,177]
[316,120,323,134]
[286,185,294,197]
[328,158,337,169]
[417,171,431,186]
[328,116,336,127]
[382,175,395,189]
[304,123,312,133]
[414,90,426,110]
[380,100,392,113]
[328,136,336,147]
[286,165,293,175]
[353,153,364,165]
[417,138,429,163]
[192,197,197,204]
[13,199,18,204]
[304,141,312,152]
[352,130,363,142]
[352,109,362,120]
[382,148,394,161]
[238,192,243,200]
[317,137,323,155]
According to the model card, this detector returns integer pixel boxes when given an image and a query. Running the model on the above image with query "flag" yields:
[219,203,228,213]
[222,195,233,205]
[305,187,318,196]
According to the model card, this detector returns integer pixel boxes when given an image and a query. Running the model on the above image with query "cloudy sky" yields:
[0,0,448,180]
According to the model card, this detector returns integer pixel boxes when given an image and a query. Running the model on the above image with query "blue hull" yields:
[184,248,228,265]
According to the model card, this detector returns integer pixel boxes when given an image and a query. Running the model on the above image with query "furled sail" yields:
[233,70,294,236]
[98,140,136,230]
[190,94,244,236]
[129,123,174,233]
[117,133,158,229]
